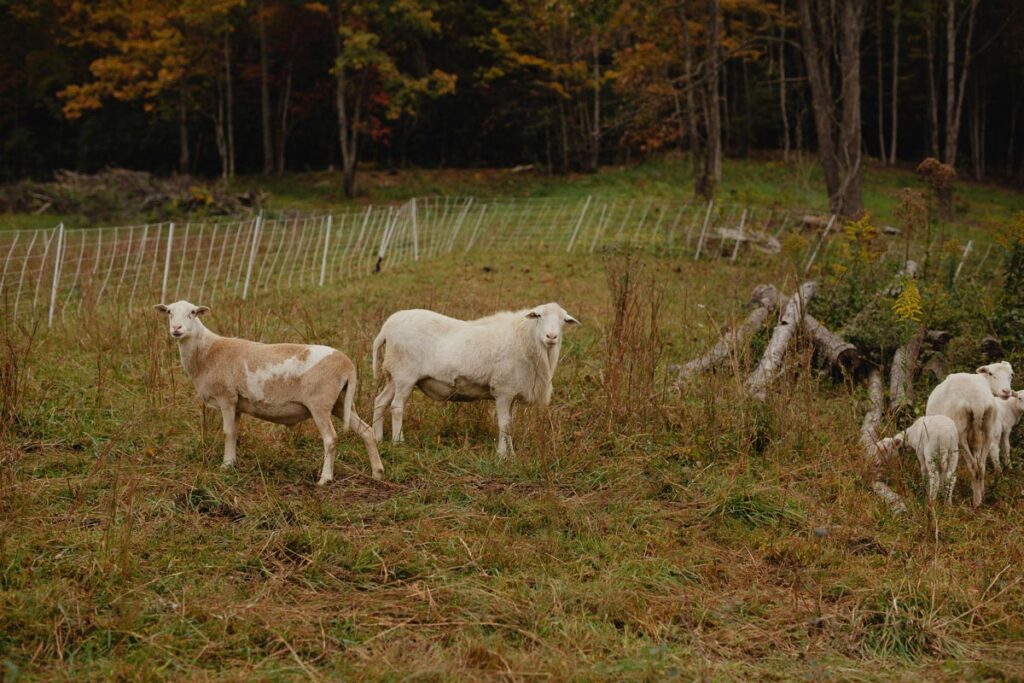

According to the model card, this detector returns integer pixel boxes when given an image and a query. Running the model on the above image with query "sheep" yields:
[924,361,1014,506]
[154,300,383,485]
[371,302,580,456]
[877,416,959,503]
[989,390,1024,473]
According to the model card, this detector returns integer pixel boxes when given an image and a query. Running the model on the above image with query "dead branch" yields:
[746,281,817,400]
[889,327,925,411]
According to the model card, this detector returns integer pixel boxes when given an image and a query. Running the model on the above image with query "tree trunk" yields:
[888,0,900,163]
[876,0,886,162]
[1007,91,1019,175]
[672,284,779,382]
[589,31,600,172]
[779,0,791,160]
[970,83,982,180]
[707,0,722,185]
[758,284,860,373]
[925,2,940,157]
[215,73,228,179]
[943,0,980,167]
[798,0,841,210]
[178,87,189,175]
[861,365,885,466]
[225,31,235,178]
[889,327,924,410]
[276,62,293,175]
[837,0,865,216]
[259,0,273,175]
[679,4,707,199]
[746,281,818,400]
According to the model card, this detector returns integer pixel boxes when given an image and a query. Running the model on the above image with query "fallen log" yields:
[861,366,907,514]
[871,482,908,515]
[980,336,1004,360]
[889,328,925,411]
[755,285,860,375]
[860,367,885,468]
[746,281,817,400]
[670,285,779,382]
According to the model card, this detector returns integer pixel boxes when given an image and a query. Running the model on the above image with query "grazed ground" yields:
[3,248,1024,681]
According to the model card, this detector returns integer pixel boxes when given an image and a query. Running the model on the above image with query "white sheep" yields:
[925,361,1014,506]
[989,390,1024,473]
[371,302,579,455]
[877,416,959,503]
[154,300,383,485]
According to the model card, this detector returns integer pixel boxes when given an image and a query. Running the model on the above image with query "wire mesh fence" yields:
[0,195,1003,326]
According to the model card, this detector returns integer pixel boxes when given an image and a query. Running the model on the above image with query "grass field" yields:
[4,233,1024,680]
[4,155,1024,233]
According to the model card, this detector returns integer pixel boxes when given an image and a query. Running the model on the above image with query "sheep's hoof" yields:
[220,461,236,470]
[316,477,332,487]
[372,469,384,481]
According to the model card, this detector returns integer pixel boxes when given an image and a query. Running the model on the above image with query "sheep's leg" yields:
[495,394,515,458]
[925,451,942,502]
[989,436,1003,474]
[917,451,935,502]
[309,406,339,486]
[966,451,986,508]
[390,381,415,444]
[372,380,395,443]
[349,411,384,480]
[218,398,240,469]
[1002,431,1012,470]
[945,447,959,504]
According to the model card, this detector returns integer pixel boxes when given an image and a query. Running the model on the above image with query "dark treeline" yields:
[1,0,1022,210]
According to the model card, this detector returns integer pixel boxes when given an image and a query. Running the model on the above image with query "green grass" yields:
[4,245,1024,680]
[4,156,1024,233]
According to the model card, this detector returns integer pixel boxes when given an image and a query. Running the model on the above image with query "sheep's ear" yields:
[893,434,904,447]
[194,306,210,317]
[526,311,541,319]
[153,304,170,315]
[977,366,990,376]
[564,314,580,326]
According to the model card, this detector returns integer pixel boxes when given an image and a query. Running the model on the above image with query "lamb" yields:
[925,361,1014,506]
[877,416,959,503]
[371,302,580,455]
[989,390,1024,473]
[154,300,383,485]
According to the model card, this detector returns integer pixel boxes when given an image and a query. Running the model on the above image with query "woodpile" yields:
[672,271,953,514]
[0,168,265,220]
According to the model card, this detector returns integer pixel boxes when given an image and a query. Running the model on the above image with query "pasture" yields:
[4,234,1024,680]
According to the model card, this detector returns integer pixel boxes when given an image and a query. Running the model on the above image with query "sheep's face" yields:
[525,302,579,348]
[1000,390,1024,414]
[977,361,1014,399]
[877,434,904,456]
[154,300,210,340]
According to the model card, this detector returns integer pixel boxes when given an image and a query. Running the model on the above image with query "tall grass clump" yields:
[599,253,665,433]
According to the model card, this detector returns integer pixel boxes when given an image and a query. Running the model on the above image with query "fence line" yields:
[0,196,1001,326]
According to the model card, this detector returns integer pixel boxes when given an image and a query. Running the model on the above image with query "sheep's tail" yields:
[969,406,993,466]
[372,330,386,380]
[341,369,356,432]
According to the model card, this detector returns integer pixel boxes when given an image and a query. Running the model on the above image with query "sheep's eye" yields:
[527,312,541,319]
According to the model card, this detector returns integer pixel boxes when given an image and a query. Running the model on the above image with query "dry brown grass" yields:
[2,250,1024,680]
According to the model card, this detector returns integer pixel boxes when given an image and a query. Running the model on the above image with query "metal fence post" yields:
[242,212,263,300]
[47,222,64,327]
[693,200,714,260]
[565,195,593,253]
[410,198,419,260]
[161,222,175,302]
[319,215,332,286]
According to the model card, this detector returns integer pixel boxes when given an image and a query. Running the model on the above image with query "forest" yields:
[1,0,1022,211]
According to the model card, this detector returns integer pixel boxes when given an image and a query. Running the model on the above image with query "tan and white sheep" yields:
[154,300,383,484]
